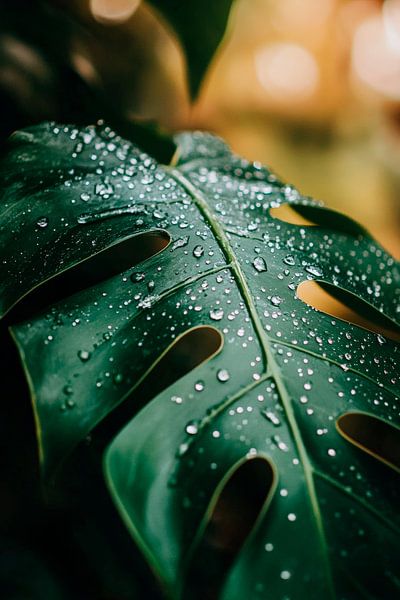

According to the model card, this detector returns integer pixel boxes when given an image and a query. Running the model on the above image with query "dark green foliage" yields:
[1,123,399,598]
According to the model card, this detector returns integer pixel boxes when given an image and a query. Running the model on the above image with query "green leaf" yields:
[3,123,400,598]
[148,0,235,97]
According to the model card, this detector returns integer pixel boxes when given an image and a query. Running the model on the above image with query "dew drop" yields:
[36,216,49,228]
[248,222,258,231]
[137,295,158,309]
[193,245,204,258]
[185,420,199,435]
[209,307,224,321]
[265,543,274,552]
[78,349,91,362]
[95,178,114,197]
[217,369,230,382]
[194,380,205,392]
[253,256,268,273]
[283,255,295,266]
[270,295,282,306]
[261,410,281,426]
[305,265,323,277]
[131,272,145,283]
[177,442,189,457]
[171,395,183,404]
[273,435,288,451]
[172,236,189,250]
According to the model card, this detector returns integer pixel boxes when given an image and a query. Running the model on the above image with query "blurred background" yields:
[1,0,400,258]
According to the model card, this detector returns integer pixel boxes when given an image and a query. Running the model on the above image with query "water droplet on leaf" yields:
[185,420,199,435]
[193,245,204,258]
[172,236,189,251]
[262,410,281,426]
[131,272,145,283]
[283,255,295,266]
[270,295,282,306]
[78,350,91,362]
[305,265,323,277]
[36,216,49,228]
[253,256,268,272]
[217,369,230,382]
[209,308,224,321]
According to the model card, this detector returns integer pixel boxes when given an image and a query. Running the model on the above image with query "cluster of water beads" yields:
[36,216,49,228]
[252,256,268,273]
[209,307,224,321]
[6,125,399,597]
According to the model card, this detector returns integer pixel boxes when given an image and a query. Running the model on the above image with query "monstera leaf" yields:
[1,123,399,599]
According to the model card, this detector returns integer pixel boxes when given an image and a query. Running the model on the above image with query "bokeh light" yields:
[255,43,319,104]
[0,0,399,256]
[352,11,400,100]
[90,0,141,24]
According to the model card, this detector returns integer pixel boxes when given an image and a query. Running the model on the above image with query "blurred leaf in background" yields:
[0,0,235,139]
[148,0,235,97]
[0,0,187,141]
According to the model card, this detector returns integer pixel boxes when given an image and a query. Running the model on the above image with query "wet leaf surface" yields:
[1,123,399,599]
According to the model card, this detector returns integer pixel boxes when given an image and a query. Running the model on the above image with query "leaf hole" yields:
[271,204,364,235]
[136,325,223,400]
[270,204,317,227]
[8,229,170,322]
[337,412,400,473]
[297,280,400,342]
[93,326,223,443]
[185,456,275,599]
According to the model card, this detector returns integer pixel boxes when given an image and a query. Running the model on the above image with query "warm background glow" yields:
[1,0,399,257]
[83,0,400,258]
[90,0,141,23]
[189,0,400,259]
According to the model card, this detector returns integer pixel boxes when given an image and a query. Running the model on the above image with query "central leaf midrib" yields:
[169,167,335,596]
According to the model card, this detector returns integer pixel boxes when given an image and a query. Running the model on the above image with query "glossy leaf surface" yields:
[2,123,399,599]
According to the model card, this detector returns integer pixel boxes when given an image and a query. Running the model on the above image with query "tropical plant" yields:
[0,2,399,600]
